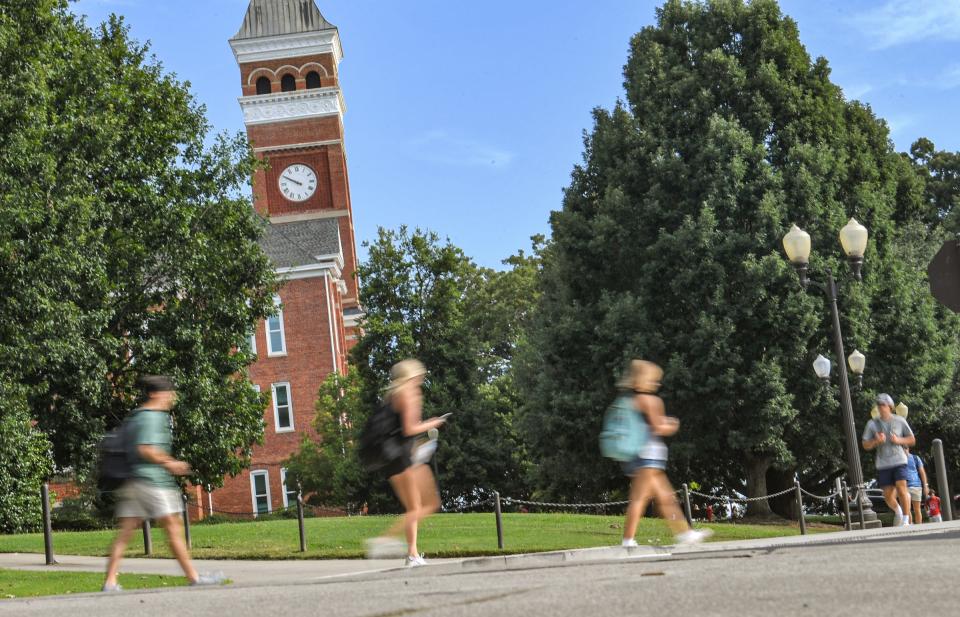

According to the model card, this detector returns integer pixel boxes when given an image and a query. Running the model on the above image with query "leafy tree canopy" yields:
[517,0,960,510]
[0,1,277,487]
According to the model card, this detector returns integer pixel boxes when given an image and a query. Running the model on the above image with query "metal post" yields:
[681,484,693,526]
[142,520,153,555]
[825,271,877,525]
[933,439,953,522]
[494,491,504,550]
[41,483,56,565]
[841,481,852,531]
[297,493,307,552]
[795,480,807,535]
[181,493,192,549]
[856,486,866,530]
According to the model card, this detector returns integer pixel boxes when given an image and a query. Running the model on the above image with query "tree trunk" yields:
[744,456,773,517]
[766,467,797,520]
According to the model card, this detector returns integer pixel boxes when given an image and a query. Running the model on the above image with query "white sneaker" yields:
[621,538,639,548]
[365,537,407,559]
[893,515,905,527]
[902,516,911,526]
[405,554,427,567]
[675,528,714,546]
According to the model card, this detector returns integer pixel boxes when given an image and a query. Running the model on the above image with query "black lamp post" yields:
[783,219,880,527]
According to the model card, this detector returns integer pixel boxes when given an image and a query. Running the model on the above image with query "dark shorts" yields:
[877,464,909,488]
[621,456,667,476]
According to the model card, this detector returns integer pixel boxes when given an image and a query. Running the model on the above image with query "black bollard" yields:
[681,484,692,526]
[181,493,192,549]
[142,519,153,555]
[41,483,57,565]
[297,493,306,552]
[795,480,807,535]
[494,492,504,550]
[933,439,953,522]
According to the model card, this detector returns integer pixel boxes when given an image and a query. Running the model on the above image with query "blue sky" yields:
[70,0,960,269]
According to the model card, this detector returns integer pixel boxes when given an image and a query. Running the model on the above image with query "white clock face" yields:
[278,164,317,202]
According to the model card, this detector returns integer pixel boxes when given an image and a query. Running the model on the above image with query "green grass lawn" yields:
[0,513,821,560]
[0,569,187,599]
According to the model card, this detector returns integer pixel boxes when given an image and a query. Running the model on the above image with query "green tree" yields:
[517,0,959,513]
[0,3,276,487]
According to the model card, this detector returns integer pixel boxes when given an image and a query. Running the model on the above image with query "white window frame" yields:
[280,467,299,509]
[271,382,295,433]
[249,330,257,355]
[266,295,287,356]
[249,470,272,517]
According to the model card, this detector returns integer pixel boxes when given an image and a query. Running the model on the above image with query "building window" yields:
[281,74,296,92]
[280,468,299,509]
[250,471,271,516]
[305,71,321,89]
[256,76,271,95]
[272,382,294,432]
[266,295,286,356]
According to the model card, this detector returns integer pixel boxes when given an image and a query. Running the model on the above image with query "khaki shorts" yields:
[115,480,182,520]
[908,487,923,502]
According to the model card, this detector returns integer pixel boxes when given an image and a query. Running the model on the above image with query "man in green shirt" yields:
[103,376,223,591]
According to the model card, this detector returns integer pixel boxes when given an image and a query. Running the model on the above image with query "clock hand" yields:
[282,175,303,187]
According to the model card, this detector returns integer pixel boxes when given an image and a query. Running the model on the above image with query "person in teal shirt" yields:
[103,376,224,591]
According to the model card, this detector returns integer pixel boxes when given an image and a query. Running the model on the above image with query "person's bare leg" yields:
[623,470,654,541]
[104,517,141,587]
[160,514,198,582]
[651,472,690,536]
[385,470,417,547]
[412,465,440,518]
[882,486,899,512]
[895,481,911,522]
[912,499,922,524]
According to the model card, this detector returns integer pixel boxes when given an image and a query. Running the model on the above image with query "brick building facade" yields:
[194,0,361,518]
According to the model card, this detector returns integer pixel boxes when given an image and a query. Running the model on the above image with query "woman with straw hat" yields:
[365,359,449,566]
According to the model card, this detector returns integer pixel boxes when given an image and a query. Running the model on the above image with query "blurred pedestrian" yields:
[926,488,942,523]
[364,359,448,566]
[103,376,223,591]
[903,446,928,524]
[706,504,714,523]
[862,393,915,527]
[618,360,712,547]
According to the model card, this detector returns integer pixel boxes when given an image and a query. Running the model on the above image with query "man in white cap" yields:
[862,393,915,526]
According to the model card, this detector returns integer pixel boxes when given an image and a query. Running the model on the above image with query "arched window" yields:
[281,74,296,92]
[305,71,322,89]
[255,76,272,95]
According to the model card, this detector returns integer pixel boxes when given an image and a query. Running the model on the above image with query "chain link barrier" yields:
[501,497,629,509]
[799,488,843,501]
[687,486,795,503]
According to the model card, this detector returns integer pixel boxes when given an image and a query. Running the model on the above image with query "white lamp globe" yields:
[813,354,831,380]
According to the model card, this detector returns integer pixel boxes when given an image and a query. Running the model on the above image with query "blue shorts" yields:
[877,465,909,488]
[621,456,667,476]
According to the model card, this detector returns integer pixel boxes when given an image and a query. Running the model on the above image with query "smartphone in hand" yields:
[438,412,453,421]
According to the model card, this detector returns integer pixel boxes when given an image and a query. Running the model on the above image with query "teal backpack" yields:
[599,394,648,462]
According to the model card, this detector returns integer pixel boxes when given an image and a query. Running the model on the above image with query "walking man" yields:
[103,376,223,591]
[862,393,915,527]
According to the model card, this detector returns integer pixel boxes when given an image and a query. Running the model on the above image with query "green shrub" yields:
[0,383,53,533]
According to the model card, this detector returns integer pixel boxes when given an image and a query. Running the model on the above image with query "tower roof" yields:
[232,0,337,41]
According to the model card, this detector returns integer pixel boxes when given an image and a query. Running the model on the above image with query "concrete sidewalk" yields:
[3,519,959,585]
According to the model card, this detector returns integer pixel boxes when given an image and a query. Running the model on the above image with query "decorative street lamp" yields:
[783,219,880,527]
[813,354,832,381]
[848,349,866,390]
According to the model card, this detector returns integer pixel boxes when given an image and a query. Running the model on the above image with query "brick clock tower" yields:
[201,0,362,517]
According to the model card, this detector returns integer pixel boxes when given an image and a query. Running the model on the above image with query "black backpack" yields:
[96,410,142,493]
[358,401,406,472]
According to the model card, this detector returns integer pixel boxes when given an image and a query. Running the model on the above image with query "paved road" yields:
[3,523,960,616]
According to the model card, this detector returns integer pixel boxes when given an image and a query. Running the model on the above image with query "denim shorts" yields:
[621,456,667,476]
[876,464,909,488]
